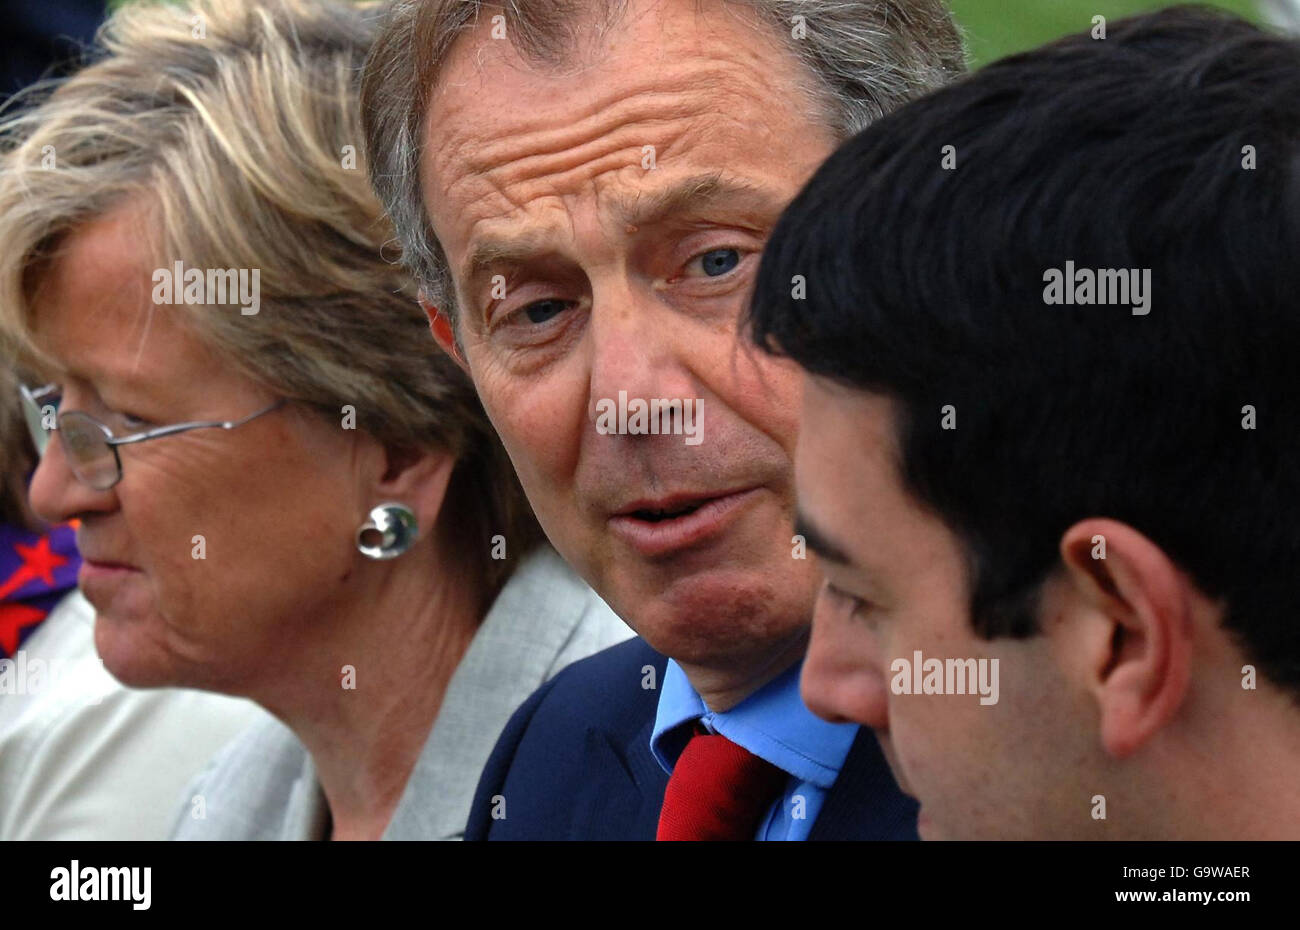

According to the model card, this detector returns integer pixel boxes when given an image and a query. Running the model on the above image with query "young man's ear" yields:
[1056,518,1195,761]
[419,291,468,372]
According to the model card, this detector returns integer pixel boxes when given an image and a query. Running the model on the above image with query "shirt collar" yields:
[650,658,857,789]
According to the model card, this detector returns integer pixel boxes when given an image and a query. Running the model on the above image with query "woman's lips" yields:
[79,559,142,585]
[607,487,760,558]
[78,560,143,610]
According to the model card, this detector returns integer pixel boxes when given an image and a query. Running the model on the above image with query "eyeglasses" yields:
[19,383,286,491]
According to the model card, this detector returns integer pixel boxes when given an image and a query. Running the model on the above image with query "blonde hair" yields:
[0,0,542,595]
[0,364,37,530]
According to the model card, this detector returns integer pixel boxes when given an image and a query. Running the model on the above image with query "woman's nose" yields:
[28,431,115,524]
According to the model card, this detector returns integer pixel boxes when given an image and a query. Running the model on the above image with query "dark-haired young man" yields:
[750,6,1300,839]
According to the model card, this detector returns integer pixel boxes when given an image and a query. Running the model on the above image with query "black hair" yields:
[750,5,1300,695]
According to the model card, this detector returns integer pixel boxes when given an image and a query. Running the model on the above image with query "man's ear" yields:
[1057,518,1194,760]
[419,291,468,372]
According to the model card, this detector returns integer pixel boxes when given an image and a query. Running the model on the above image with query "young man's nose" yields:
[801,592,891,730]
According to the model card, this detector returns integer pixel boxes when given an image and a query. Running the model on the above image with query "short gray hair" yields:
[361,0,966,327]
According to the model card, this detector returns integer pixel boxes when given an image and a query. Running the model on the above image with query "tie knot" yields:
[657,728,789,841]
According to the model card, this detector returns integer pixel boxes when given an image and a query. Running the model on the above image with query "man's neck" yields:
[677,627,811,713]
[1137,675,1300,839]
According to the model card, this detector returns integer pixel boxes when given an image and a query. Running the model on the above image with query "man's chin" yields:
[610,579,811,671]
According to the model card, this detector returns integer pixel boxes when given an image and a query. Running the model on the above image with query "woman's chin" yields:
[91,608,180,689]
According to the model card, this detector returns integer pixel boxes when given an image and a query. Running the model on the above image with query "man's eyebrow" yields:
[613,172,783,228]
[458,173,783,287]
[461,230,560,289]
[794,509,854,566]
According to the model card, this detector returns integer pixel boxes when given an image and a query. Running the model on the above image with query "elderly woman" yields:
[0,0,628,840]
[0,362,263,840]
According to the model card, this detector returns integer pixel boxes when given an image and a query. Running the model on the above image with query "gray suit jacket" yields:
[170,546,632,840]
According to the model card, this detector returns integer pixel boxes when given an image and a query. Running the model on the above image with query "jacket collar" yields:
[383,545,618,840]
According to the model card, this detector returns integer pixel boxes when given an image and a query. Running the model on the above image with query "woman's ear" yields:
[420,292,468,372]
[1057,518,1195,760]
[371,442,457,546]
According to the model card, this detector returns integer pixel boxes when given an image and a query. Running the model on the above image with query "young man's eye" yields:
[825,581,871,615]
[118,412,151,431]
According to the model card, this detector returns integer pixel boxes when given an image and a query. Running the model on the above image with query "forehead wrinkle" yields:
[424,0,835,213]
[454,88,696,175]
[428,1,837,293]
[440,84,781,256]
[445,134,666,231]
[443,66,765,178]
[430,49,792,202]
[440,107,699,222]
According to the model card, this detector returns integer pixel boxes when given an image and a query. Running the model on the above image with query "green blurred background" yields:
[951,0,1262,65]
[102,0,1271,67]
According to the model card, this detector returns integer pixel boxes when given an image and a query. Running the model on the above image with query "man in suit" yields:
[361,0,963,839]
[749,7,1300,839]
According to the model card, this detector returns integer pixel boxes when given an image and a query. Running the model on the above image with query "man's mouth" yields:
[628,501,706,522]
[608,487,760,558]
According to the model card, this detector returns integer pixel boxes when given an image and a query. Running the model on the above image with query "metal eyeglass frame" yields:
[19,383,286,491]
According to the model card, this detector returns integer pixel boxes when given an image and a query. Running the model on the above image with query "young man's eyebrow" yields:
[794,509,854,566]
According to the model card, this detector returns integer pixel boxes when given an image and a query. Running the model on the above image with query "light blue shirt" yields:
[650,658,858,840]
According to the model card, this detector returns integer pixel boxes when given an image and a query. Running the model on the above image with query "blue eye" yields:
[697,248,740,277]
[523,300,569,325]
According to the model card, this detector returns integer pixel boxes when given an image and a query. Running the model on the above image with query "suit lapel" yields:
[809,726,920,840]
[572,716,668,840]
[572,648,671,840]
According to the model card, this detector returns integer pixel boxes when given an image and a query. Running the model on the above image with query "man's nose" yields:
[586,278,697,426]
[801,590,891,731]
[28,433,115,525]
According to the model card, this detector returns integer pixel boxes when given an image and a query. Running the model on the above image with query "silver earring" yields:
[356,502,418,560]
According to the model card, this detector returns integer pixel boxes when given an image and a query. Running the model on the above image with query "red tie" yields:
[656,726,789,841]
